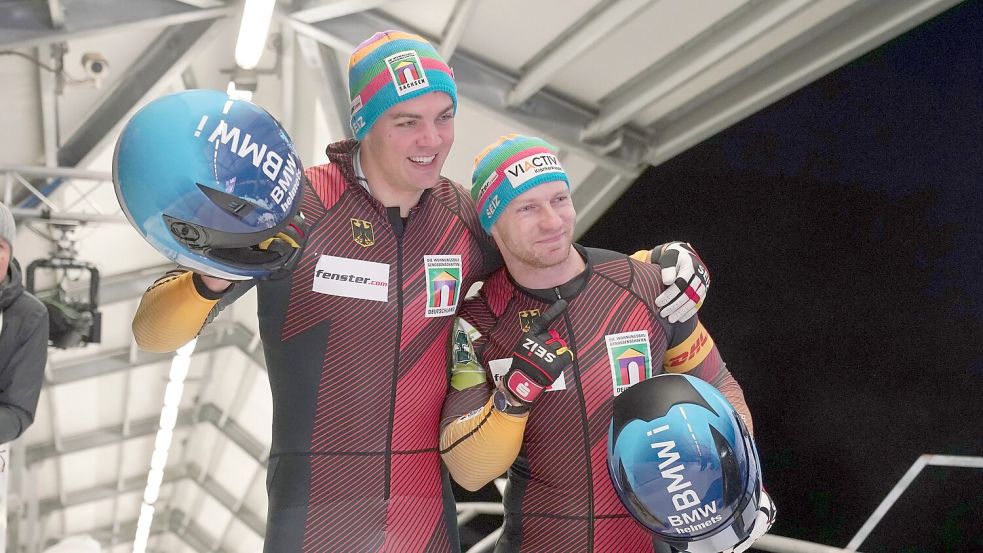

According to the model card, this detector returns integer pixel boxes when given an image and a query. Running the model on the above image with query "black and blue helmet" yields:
[608,374,766,552]
[113,90,306,280]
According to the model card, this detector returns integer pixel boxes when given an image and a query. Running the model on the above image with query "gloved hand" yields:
[731,488,777,553]
[207,211,308,281]
[653,242,710,323]
[504,300,574,406]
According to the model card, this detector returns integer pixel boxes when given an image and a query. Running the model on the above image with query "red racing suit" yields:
[440,246,751,553]
[134,139,500,552]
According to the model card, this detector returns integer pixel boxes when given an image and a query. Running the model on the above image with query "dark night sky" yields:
[580,1,983,551]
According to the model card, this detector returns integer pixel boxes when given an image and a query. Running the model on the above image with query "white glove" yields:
[732,488,777,553]
[654,242,710,323]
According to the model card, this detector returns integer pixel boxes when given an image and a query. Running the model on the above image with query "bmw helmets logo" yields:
[607,374,767,553]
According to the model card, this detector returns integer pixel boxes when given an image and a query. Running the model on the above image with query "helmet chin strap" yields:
[260,210,308,280]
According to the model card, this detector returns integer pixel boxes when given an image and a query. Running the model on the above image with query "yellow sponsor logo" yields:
[663,322,714,373]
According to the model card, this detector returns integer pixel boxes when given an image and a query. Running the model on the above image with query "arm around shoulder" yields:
[440,394,528,491]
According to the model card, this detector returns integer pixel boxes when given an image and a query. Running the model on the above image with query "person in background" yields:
[0,201,48,443]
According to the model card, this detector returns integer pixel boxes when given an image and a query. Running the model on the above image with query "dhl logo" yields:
[665,332,709,369]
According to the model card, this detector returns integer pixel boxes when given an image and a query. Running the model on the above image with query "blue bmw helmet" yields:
[608,374,765,553]
[113,90,306,280]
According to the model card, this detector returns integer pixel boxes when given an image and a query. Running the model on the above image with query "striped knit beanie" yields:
[348,30,458,140]
[471,134,569,233]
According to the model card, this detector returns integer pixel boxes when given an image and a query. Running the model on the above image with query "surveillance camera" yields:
[81,53,109,78]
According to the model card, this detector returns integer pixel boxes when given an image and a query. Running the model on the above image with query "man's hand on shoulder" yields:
[652,242,710,323]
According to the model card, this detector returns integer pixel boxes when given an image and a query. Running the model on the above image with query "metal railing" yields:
[847,454,983,551]
[453,479,860,553]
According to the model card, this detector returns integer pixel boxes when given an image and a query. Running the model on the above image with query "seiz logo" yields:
[523,338,556,363]
[485,195,501,218]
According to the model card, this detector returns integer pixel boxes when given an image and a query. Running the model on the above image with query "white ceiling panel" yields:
[194,493,234,537]
[210,438,262,503]
[378,0,456,40]
[552,0,751,105]
[456,0,599,70]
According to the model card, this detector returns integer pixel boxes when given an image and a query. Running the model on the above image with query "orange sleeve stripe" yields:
[440,396,527,491]
[663,321,714,373]
[629,249,652,263]
[132,272,220,352]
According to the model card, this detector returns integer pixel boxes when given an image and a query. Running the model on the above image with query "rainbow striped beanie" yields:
[471,134,570,233]
[348,31,457,140]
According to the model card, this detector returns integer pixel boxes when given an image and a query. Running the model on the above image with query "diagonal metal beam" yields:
[290,0,395,23]
[438,0,477,62]
[26,401,268,465]
[209,463,265,549]
[296,34,352,139]
[56,18,224,169]
[82,507,224,553]
[173,0,227,7]
[169,509,235,553]
[88,262,174,305]
[26,408,196,465]
[37,462,267,537]
[39,464,189,516]
[197,402,269,463]
[506,0,652,108]
[645,0,965,167]
[167,509,234,553]
[0,0,232,50]
[185,462,266,536]
[45,323,267,386]
[47,0,66,28]
[83,510,171,551]
[580,0,814,142]
[181,341,266,540]
[569,165,629,238]
[284,10,648,177]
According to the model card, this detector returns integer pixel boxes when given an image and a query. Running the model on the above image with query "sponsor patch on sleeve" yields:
[663,321,713,373]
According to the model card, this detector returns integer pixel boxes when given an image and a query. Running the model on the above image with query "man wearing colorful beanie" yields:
[0,202,49,444]
[132,32,709,552]
[439,135,774,552]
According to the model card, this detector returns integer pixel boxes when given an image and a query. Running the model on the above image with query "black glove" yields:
[654,241,710,323]
[207,210,308,280]
[504,300,574,406]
